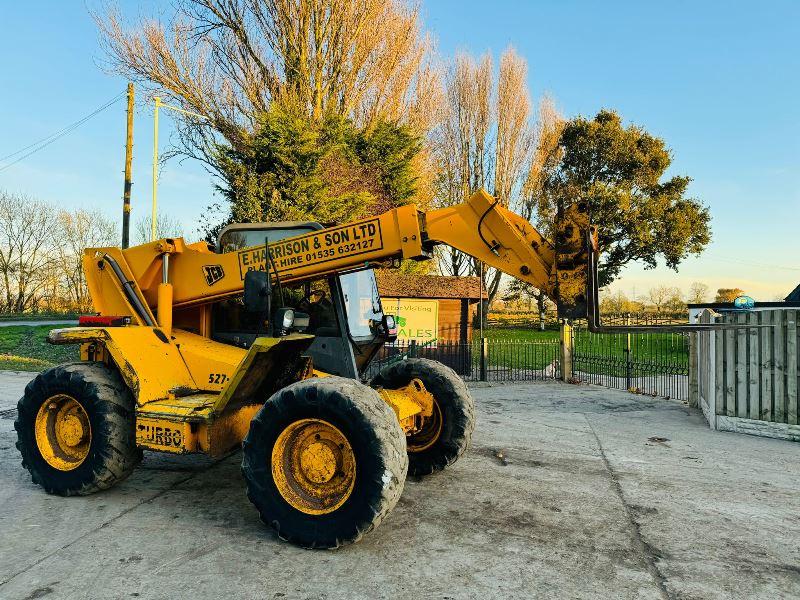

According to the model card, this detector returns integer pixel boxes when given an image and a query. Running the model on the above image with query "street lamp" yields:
[151,97,208,241]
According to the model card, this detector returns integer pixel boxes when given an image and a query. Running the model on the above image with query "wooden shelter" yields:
[375,272,487,343]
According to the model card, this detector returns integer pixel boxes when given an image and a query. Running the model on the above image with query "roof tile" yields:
[376,271,487,300]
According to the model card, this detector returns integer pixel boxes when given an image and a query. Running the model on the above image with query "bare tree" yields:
[599,289,641,314]
[493,50,533,209]
[687,281,710,304]
[431,51,564,307]
[647,285,683,312]
[56,209,118,312]
[0,192,58,313]
[96,0,437,168]
[523,94,565,223]
[433,52,492,278]
[134,214,187,245]
[432,47,537,304]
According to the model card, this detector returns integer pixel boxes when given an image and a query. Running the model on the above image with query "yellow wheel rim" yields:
[271,419,356,515]
[34,394,92,471]
[408,400,443,453]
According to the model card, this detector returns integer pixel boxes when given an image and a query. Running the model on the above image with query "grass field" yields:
[484,328,559,342]
[485,327,688,365]
[0,325,77,371]
[0,313,78,321]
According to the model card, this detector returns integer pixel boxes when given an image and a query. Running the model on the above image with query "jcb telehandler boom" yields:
[13,189,599,548]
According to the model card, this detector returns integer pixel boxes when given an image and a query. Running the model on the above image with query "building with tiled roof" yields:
[375,272,486,343]
[375,272,487,301]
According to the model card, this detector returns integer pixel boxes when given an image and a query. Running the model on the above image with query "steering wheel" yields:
[299,289,327,311]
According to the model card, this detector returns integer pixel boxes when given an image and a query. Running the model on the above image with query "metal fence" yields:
[572,321,690,400]
[363,338,560,382]
[486,312,687,329]
[364,317,690,401]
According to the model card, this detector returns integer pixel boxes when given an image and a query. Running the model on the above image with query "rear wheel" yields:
[242,377,407,548]
[371,358,475,477]
[15,362,140,496]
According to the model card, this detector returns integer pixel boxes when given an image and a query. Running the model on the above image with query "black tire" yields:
[242,377,408,549]
[370,358,475,477]
[15,362,140,496]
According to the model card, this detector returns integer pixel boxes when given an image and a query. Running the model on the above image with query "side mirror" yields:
[382,314,398,342]
[244,270,271,313]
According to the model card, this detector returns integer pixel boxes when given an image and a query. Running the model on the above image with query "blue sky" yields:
[0,1,797,300]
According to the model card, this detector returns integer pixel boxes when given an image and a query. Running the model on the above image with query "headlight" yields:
[281,308,295,329]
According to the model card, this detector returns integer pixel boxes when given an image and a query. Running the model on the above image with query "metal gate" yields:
[363,338,560,383]
[572,322,690,400]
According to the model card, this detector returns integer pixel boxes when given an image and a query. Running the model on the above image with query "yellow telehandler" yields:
[14,189,604,547]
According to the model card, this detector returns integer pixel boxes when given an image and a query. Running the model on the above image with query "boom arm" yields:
[83,190,589,325]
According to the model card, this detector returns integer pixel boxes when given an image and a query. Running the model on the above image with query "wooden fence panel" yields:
[714,320,724,417]
[724,327,736,416]
[735,313,748,418]
[787,309,797,425]
[692,309,800,434]
[748,312,760,420]
[760,310,772,422]
[773,311,785,423]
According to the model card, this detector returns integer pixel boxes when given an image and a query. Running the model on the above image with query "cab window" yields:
[212,277,338,339]
[339,271,383,339]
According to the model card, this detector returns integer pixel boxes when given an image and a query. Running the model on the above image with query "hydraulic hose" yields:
[98,253,156,327]
[477,199,501,254]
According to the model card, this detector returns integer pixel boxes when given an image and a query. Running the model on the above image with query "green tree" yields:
[354,120,422,214]
[205,104,422,240]
[536,110,711,287]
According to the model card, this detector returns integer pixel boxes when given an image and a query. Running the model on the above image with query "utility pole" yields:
[121,83,134,249]
[150,97,207,242]
[151,96,160,242]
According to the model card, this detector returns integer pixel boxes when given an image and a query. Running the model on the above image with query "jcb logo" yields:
[203,264,225,286]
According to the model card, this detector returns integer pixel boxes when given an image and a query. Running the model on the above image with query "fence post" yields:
[479,337,488,381]
[560,320,573,382]
[688,330,699,408]
[625,313,632,391]
[408,339,417,359]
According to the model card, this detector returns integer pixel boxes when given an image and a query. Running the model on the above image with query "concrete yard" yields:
[1,371,798,600]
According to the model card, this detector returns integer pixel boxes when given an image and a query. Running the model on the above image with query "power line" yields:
[703,253,800,272]
[0,91,126,173]
[0,91,126,163]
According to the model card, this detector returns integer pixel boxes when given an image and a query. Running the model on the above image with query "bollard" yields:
[480,337,488,381]
[625,313,632,390]
[559,320,573,382]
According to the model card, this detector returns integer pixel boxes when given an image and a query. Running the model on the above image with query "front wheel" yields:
[242,377,408,549]
[15,362,140,496]
[370,358,475,477]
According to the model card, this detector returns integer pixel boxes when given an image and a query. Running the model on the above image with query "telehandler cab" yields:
[14,189,630,547]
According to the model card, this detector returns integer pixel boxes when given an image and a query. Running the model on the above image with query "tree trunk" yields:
[537,294,546,331]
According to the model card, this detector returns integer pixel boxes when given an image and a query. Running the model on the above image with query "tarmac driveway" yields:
[0,372,798,600]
